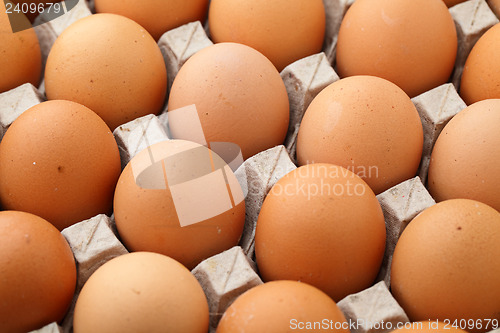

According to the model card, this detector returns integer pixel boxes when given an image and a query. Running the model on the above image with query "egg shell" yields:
[208,0,325,72]
[0,1,41,93]
[460,23,500,104]
[0,100,121,230]
[44,13,167,131]
[0,211,76,333]
[113,140,246,270]
[296,75,423,195]
[168,42,289,160]
[216,280,349,333]
[255,163,386,301]
[95,0,209,40]
[73,252,209,333]
[428,99,500,212]
[391,199,500,331]
[336,0,457,97]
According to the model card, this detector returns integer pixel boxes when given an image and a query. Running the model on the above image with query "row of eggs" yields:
[1,0,500,332]
[3,0,500,103]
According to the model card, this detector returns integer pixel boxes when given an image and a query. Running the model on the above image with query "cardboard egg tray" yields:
[1,0,499,332]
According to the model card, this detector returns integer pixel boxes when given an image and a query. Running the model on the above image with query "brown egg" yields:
[0,1,41,93]
[296,76,423,195]
[255,163,386,301]
[460,23,500,105]
[95,0,209,40]
[336,0,457,98]
[73,252,209,333]
[217,281,349,333]
[391,199,500,331]
[0,211,76,333]
[0,100,121,230]
[168,43,289,159]
[428,99,500,212]
[391,321,469,333]
[209,0,325,71]
[45,13,167,131]
[114,140,246,270]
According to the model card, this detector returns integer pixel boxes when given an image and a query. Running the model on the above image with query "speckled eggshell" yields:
[45,13,167,131]
[428,99,500,212]
[460,23,500,105]
[0,1,41,93]
[0,211,76,333]
[391,199,500,331]
[255,163,386,301]
[296,75,423,195]
[0,100,121,230]
[336,0,457,97]
[95,0,209,40]
[209,0,325,71]
[168,43,289,160]
[216,281,349,333]
[73,252,209,333]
